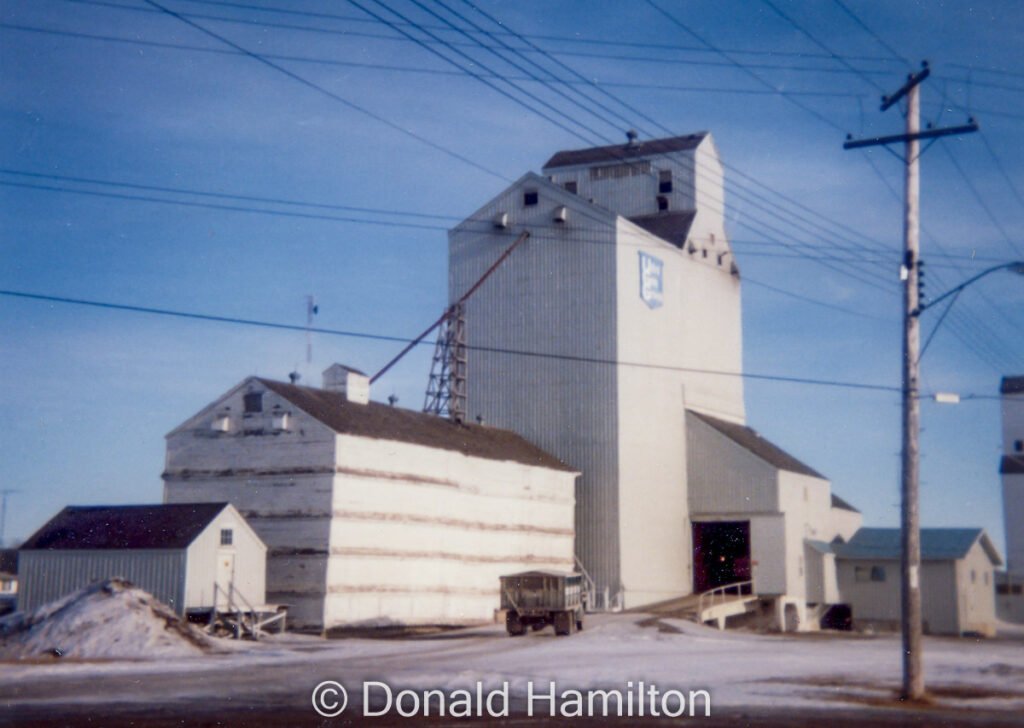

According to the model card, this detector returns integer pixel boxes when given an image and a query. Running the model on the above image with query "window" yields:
[523,190,538,206]
[243,392,263,414]
[220,528,233,546]
[658,169,673,194]
[563,181,578,194]
[998,584,1011,595]
[856,565,886,583]
[656,195,669,211]
[1014,585,1024,595]
[1015,439,1023,452]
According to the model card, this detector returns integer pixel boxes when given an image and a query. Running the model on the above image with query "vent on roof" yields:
[553,205,567,224]
[322,363,370,405]
[493,212,508,229]
[626,129,639,147]
[563,180,577,194]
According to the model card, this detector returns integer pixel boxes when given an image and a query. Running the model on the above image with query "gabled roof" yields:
[688,410,825,479]
[1000,376,1024,394]
[627,211,697,250]
[831,493,860,513]
[256,379,576,472]
[1001,455,1024,474]
[834,527,1003,565]
[20,503,230,551]
[542,133,707,170]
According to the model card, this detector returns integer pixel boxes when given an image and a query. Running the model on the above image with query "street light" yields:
[905,258,1024,699]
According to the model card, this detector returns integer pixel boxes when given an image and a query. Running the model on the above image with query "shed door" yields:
[215,552,235,608]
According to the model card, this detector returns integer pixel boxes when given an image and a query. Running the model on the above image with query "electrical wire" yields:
[0,288,902,393]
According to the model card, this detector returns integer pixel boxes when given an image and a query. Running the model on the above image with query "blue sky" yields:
[1,0,1023,554]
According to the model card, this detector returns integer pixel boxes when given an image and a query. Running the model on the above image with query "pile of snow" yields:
[0,579,213,660]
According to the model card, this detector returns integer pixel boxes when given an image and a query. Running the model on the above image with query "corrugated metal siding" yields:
[687,411,777,514]
[18,550,186,614]
[450,179,621,605]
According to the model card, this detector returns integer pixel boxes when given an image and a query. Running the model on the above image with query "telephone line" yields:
[0,288,902,394]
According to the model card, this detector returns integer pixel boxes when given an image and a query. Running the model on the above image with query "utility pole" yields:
[0,489,20,547]
[844,61,977,701]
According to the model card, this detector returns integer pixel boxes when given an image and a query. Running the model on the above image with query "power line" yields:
[137,0,509,182]
[0,288,902,394]
[0,22,870,99]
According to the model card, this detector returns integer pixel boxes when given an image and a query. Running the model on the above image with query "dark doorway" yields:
[692,521,751,593]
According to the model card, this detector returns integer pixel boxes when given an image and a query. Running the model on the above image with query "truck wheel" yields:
[506,613,526,637]
[554,611,572,636]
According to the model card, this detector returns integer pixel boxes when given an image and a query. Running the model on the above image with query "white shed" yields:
[835,527,1002,636]
[17,502,266,616]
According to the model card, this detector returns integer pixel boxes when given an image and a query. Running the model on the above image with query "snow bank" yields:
[0,579,213,660]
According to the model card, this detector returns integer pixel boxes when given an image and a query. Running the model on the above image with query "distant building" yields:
[0,549,17,616]
[163,366,579,632]
[18,502,265,615]
[834,527,1002,636]
[997,375,1024,622]
[448,131,858,625]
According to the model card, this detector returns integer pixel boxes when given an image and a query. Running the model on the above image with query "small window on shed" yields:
[220,528,233,546]
[243,392,263,413]
[563,180,578,194]
[656,195,669,211]
[871,566,886,582]
[523,190,539,206]
[658,169,673,194]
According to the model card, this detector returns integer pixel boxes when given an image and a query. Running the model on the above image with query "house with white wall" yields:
[997,374,1024,622]
[17,502,265,615]
[163,365,579,632]
[834,527,1002,636]
[447,131,858,626]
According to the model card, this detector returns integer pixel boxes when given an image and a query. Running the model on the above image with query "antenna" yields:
[0,489,21,547]
[305,295,318,380]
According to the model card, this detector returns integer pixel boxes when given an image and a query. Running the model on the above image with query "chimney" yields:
[322,363,370,405]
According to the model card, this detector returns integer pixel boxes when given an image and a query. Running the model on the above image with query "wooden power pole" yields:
[844,61,977,701]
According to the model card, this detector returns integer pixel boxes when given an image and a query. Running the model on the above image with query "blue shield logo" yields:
[639,252,664,309]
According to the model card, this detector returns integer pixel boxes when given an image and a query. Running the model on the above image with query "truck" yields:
[499,570,585,636]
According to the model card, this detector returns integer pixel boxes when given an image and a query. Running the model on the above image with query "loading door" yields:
[692,520,751,593]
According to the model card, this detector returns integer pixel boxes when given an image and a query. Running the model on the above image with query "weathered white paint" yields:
[165,377,578,630]
[183,505,266,611]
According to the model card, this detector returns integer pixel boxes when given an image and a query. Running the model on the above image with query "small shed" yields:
[17,503,266,616]
[835,527,1002,636]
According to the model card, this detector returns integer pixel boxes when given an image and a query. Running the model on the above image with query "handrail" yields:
[697,580,753,618]
[574,554,597,611]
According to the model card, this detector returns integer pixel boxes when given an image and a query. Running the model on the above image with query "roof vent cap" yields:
[626,129,640,147]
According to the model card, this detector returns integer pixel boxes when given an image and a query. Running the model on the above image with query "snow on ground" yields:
[1,613,1023,714]
[0,579,214,660]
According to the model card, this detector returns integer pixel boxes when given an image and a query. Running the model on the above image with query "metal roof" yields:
[627,211,697,250]
[1000,376,1024,394]
[257,379,576,472]
[831,493,860,513]
[20,503,230,551]
[805,540,834,555]
[688,410,825,479]
[1001,455,1024,474]
[542,133,707,170]
[834,527,1003,565]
